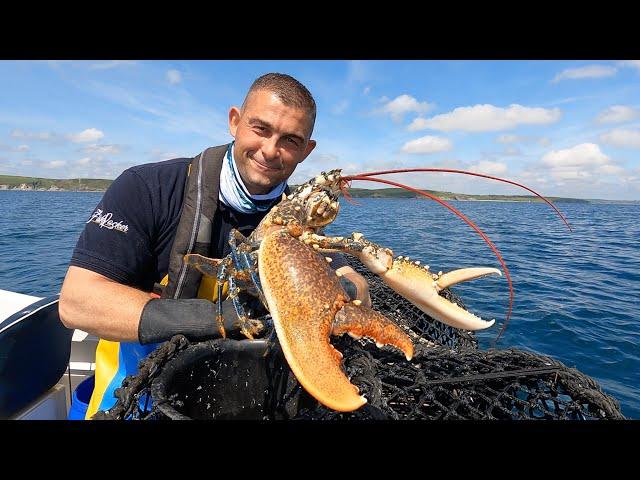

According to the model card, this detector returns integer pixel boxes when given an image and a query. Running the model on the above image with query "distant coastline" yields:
[0,174,111,193]
[1,174,638,205]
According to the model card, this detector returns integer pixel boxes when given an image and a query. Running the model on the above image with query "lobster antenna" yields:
[347,168,572,232]
[344,174,513,343]
[338,179,359,205]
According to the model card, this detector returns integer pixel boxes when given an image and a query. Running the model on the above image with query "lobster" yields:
[184,168,571,412]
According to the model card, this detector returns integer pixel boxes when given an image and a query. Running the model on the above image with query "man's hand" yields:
[336,266,372,308]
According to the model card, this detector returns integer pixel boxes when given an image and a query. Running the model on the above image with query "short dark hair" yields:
[244,73,317,135]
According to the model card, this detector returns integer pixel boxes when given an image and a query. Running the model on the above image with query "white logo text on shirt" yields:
[87,209,129,233]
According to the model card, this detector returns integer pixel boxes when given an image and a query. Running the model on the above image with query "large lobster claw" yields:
[259,231,413,412]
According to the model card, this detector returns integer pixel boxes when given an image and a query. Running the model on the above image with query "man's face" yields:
[229,89,316,195]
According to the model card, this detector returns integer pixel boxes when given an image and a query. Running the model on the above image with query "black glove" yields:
[138,297,244,345]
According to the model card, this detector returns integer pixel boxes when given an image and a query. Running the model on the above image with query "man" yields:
[59,72,370,419]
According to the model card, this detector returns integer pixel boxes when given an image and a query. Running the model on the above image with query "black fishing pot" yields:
[150,338,316,420]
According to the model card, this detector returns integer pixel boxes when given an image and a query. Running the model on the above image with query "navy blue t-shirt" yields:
[71,157,271,292]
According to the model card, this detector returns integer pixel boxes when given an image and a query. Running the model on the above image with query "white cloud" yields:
[511,143,636,199]
[0,144,30,152]
[412,104,561,132]
[542,95,600,107]
[502,147,522,156]
[64,155,129,180]
[147,149,180,163]
[600,128,640,148]
[617,60,640,71]
[539,143,623,181]
[596,105,639,124]
[496,134,552,147]
[10,129,56,142]
[551,64,617,83]
[363,86,371,95]
[42,160,66,168]
[595,164,625,175]
[166,69,182,85]
[288,153,362,185]
[542,143,610,168]
[89,61,137,70]
[45,60,66,70]
[407,117,430,132]
[82,79,229,141]
[10,128,109,146]
[347,61,370,84]
[469,160,508,175]
[68,128,104,143]
[401,136,452,154]
[548,168,594,180]
[377,94,432,122]
[79,144,122,154]
[496,134,519,144]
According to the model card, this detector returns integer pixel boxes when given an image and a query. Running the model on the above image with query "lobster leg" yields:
[183,253,223,278]
[186,248,266,340]
[229,228,261,250]
[227,274,265,340]
[184,253,229,337]
[228,229,269,308]
[215,257,232,338]
[228,230,260,291]
[302,231,500,331]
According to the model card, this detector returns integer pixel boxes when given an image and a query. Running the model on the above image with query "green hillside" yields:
[1,175,636,203]
[346,187,590,203]
[0,175,112,191]
[291,185,596,203]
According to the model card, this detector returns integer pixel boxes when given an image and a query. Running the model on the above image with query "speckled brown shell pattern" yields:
[258,231,366,409]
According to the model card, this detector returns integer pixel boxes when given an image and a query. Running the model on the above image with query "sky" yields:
[0,60,639,200]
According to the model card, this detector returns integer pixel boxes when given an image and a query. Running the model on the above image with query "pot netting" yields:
[92,257,624,420]
[297,340,624,420]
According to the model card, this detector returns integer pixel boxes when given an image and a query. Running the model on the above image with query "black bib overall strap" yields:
[161,144,229,299]
[141,146,299,344]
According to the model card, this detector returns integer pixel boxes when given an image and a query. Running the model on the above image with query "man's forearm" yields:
[59,266,152,342]
[59,252,373,344]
